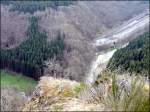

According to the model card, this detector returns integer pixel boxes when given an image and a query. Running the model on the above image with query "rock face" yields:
[22,76,105,111]
[1,1,148,81]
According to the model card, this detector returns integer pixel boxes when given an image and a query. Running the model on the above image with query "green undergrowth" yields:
[1,70,37,93]
[74,83,86,95]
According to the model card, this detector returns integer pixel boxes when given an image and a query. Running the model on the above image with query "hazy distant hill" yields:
[1,1,75,13]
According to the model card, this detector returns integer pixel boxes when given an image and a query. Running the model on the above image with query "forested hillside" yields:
[1,1,75,14]
[1,1,148,81]
[0,17,65,79]
[107,32,149,76]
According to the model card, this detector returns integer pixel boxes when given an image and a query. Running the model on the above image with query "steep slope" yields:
[107,32,149,76]
[1,17,65,79]
[35,1,148,81]
[1,1,148,81]
[1,5,30,49]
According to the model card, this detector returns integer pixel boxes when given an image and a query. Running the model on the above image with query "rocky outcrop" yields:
[22,76,105,111]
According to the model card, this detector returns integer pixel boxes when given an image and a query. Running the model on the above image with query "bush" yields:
[80,71,149,111]
[1,87,27,111]
[74,83,86,95]
[105,74,150,111]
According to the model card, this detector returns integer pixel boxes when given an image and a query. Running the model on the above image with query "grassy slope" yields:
[1,70,37,93]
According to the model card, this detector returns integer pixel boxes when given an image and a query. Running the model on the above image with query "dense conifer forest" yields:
[107,32,149,76]
[0,17,65,79]
[1,0,75,13]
